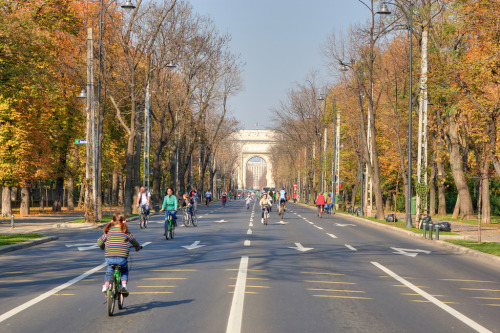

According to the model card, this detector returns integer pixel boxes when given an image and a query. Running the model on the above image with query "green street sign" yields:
[75,139,87,145]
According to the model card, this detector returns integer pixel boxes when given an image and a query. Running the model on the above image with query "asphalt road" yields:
[0,200,499,333]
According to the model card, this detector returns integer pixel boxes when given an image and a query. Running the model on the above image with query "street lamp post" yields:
[377,1,414,228]
[94,0,136,219]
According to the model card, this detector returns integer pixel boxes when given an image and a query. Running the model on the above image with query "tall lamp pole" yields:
[377,1,413,228]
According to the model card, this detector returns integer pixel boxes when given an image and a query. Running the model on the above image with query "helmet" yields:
[281,187,285,191]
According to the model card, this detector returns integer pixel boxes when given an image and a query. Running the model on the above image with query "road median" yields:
[0,235,58,254]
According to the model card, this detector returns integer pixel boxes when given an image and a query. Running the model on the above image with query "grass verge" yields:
[0,234,47,246]
[362,216,459,235]
[445,240,500,256]
[70,213,138,223]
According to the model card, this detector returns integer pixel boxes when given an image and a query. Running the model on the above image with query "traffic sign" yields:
[293,184,297,188]
[74,139,87,145]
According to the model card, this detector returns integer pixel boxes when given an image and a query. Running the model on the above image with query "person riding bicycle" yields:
[182,193,194,216]
[259,193,272,224]
[190,188,198,210]
[316,192,326,216]
[221,191,228,206]
[98,213,141,296]
[205,190,212,207]
[278,187,287,211]
[136,186,151,217]
[245,195,252,209]
[160,188,178,235]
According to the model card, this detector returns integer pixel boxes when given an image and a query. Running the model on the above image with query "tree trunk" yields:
[437,154,447,216]
[39,182,45,213]
[452,195,460,219]
[112,167,118,207]
[447,116,474,219]
[480,147,491,223]
[118,167,125,206]
[124,131,135,215]
[67,178,74,211]
[152,144,164,210]
[20,186,30,215]
[78,182,85,209]
[133,114,142,214]
[52,177,64,212]
[1,186,12,217]
[429,153,436,216]
[384,192,392,211]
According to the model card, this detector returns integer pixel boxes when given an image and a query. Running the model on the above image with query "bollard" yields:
[434,224,440,240]
[10,214,14,228]
[429,223,434,240]
[423,222,427,239]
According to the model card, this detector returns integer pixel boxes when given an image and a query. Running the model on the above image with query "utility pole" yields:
[364,107,373,216]
[143,81,151,191]
[334,108,341,209]
[85,28,94,220]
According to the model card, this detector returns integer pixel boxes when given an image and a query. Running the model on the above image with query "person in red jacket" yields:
[316,192,326,217]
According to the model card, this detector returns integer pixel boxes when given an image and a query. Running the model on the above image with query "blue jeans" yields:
[165,210,177,228]
[105,257,128,283]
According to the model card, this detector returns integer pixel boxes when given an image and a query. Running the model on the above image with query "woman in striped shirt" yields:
[98,213,142,295]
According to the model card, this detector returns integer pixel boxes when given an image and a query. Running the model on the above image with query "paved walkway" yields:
[0,211,84,234]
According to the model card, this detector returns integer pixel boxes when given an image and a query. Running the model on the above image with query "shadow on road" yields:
[114,299,195,316]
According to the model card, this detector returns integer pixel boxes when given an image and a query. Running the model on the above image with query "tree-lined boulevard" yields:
[1,201,499,332]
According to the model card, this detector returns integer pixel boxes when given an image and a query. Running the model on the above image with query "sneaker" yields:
[261,218,264,224]
[102,285,107,293]
[121,285,129,297]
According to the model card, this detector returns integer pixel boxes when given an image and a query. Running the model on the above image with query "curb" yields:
[56,213,154,229]
[0,236,59,254]
[296,203,500,264]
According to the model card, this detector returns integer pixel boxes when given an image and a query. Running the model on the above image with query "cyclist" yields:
[245,195,252,209]
[205,189,212,206]
[221,191,228,206]
[278,187,287,211]
[316,192,326,216]
[181,193,194,217]
[136,186,151,218]
[267,192,273,213]
[190,188,198,210]
[259,193,272,224]
[98,213,141,296]
[293,192,297,203]
[160,187,178,235]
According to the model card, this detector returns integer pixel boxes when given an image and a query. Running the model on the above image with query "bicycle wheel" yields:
[165,219,170,240]
[107,280,116,316]
[118,292,125,310]
[183,211,190,227]
[139,212,144,229]
[192,212,198,227]
[264,210,268,225]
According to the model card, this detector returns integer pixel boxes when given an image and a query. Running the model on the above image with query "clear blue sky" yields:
[189,0,372,129]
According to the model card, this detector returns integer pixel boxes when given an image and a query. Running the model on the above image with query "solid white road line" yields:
[371,262,492,333]
[0,262,107,323]
[244,240,251,246]
[327,233,337,239]
[345,244,357,251]
[226,256,249,333]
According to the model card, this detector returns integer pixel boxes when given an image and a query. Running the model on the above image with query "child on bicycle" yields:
[98,213,141,296]
[181,193,194,216]
[259,193,272,224]
[245,195,252,209]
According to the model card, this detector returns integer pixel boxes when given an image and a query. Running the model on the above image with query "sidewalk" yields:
[0,211,84,234]
[378,211,500,243]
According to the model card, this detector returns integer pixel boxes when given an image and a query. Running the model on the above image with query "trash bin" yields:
[411,196,416,215]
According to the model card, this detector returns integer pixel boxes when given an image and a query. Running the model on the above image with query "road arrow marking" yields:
[77,244,99,251]
[276,221,289,225]
[249,222,254,227]
[336,223,356,227]
[327,233,337,239]
[391,247,431,257]
[214,219,228,223]
[244,240,251,246]
[345,244,357,251]
[66,243,95,248]
[247,229,252,235]
[289,243,314,252]
[182,241,206,250]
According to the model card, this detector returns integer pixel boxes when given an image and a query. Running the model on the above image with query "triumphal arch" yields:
[232,129,278,190]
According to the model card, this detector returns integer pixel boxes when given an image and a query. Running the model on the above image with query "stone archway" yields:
[231,130,278,190]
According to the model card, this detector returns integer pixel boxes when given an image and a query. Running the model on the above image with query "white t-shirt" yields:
[205,191,212,198]
[138,191,151,205]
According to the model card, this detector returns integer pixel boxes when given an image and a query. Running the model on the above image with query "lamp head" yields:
[121,0,136,11]
[77,87,87,99]
[166,60,176,68]
[376,3,391,15]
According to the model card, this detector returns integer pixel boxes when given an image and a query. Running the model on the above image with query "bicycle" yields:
[279,202,285,221]
[106,264,125,316]
[139,205,149,229]
[164,212,176,240]
[263,206,269,225]
[182,207,197,227]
